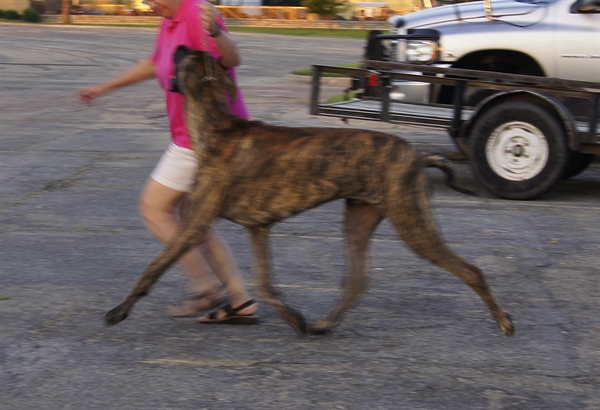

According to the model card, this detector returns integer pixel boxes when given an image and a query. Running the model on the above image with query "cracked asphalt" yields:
[1,24,599,409]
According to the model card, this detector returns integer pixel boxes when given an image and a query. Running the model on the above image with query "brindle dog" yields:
[104,45,515,337]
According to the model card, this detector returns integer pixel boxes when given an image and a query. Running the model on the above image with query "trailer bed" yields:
[318,99,599,136]
[310,63,600,140]
[316,99,474,129]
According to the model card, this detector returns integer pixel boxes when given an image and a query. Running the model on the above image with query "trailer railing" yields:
[309,62,600,143]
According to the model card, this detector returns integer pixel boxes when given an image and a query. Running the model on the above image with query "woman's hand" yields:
[77,58,155,106]
[78,84,108,106]
[199,1,220,37]
[197,2,240,68]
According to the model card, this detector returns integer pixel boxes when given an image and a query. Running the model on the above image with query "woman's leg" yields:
[139,177,256,317]
[139,177,222,303]
[198,228,257,316]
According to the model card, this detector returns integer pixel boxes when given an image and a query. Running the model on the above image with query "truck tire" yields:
[563,152,596,179]
[468,101,568,200]
[364,30,386,62]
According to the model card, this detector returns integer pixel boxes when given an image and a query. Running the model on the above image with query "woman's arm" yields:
[199,1,241,69]
[78,57,156,106]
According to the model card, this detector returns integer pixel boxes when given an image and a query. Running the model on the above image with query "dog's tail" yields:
[424,155,476,196]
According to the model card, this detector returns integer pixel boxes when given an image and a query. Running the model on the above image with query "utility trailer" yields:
[309,61,600,200]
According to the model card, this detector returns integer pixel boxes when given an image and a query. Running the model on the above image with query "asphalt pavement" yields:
[1,24,599,409]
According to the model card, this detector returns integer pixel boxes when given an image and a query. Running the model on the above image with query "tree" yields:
[303,0,349,19]
[61,0,71,23]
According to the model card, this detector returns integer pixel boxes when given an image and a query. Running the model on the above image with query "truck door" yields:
[556,0,600,82]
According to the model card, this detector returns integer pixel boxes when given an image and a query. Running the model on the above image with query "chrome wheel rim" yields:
[485,121,549,181]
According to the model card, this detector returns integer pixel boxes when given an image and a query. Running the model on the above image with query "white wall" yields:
[0,0,30,12]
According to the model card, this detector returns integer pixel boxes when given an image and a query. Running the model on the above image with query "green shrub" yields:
[5,9,20,19]
[22,8,41,22]
[325,90,362,104]
[0,10,6,18]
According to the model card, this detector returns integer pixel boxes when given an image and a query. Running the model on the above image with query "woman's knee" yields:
[139,187,160,224]
[139,178,184,225]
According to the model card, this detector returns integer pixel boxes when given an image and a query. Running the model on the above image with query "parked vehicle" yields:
[367,0,599,106]
[309,0,599,200]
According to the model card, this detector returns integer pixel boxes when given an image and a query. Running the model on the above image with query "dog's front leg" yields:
[104,177,224,326]
[247,225,308,335]
[104,227,208,325]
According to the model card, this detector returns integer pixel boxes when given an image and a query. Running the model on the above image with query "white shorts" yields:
[150,143,197,193]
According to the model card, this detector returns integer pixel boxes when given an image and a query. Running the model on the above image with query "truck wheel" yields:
[469,101,568,200]
[563,152,595,179]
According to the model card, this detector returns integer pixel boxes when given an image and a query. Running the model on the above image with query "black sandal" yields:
[199,299,259,325]
[166,288,228,318]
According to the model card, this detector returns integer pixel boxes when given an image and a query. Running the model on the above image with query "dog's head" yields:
[172,45,237,104]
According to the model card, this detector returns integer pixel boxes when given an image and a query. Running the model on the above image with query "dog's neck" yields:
[184,91,236,154]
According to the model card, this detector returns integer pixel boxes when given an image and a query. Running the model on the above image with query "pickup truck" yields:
[376,0,599,105]
[309,0,599,200]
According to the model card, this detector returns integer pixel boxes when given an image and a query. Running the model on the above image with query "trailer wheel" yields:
[469,101,568,200]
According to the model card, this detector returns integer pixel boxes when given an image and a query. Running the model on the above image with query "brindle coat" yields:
[104,46,515,337]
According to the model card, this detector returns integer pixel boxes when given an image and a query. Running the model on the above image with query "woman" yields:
[78,0,258,324]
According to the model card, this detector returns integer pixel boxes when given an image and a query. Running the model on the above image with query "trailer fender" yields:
[461,90,579,151]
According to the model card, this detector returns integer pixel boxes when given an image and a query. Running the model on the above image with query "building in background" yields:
[0,0,31,12]
[6,0,433,16]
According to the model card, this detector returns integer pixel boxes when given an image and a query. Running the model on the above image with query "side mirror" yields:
[570,0,599,13]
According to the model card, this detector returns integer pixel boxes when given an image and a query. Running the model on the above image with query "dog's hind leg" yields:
[310,199,383,335]
[386,170,515,336]
[247,225,309,335]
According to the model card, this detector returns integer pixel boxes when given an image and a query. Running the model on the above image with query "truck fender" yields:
[461,90,579,151]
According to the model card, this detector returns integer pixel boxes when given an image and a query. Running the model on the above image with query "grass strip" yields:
[227,26,369,39]
[324,90,362,104]
[1,20,370,39]
[291,63,360,77]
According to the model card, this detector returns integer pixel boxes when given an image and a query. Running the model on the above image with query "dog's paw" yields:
[280,307,308,335]
[498,312,515,337]
[104,304,130,326]
[309,320,333,335]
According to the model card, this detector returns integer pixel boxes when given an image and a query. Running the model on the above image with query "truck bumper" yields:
[389,79,431,102]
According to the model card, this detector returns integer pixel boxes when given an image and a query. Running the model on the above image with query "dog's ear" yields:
[216,65,237,104]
